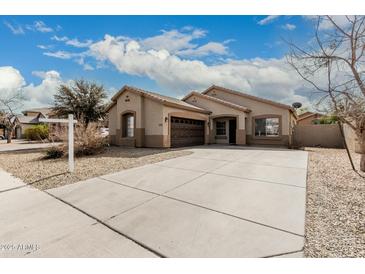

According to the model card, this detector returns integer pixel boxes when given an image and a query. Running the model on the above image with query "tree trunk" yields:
[7,132,12,143]
[358,131,365,172]
[361,154,365,172]
[6,127,14,144]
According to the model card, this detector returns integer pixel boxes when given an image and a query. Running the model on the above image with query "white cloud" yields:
[141,28,206,53]
[75,57,94,71]
[0,66,25,112]
[51,35,93,48]
[23,70,62,108]
[318,16,351,30]
[65,38,93,48]
[3,21,24,35]
[89,34,310,106]
[258,16,280,25]
[51,35,69,42]
[0,66,62,111]
[130,28,229,58]
[26,21,54,33]
[303,16,352,31]
[37,44,52,50]
[82,63,94,71]
[177,42,229,57]
[282,23,296,31]
[0,66,25,92]
[43,50,73,59]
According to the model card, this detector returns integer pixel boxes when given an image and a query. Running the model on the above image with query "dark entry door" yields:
[171,117,205,147]
[229,119,236,144]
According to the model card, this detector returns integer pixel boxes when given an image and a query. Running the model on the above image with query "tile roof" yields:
[108,85,211,113]
[22,107,54,117]
[17,115,40,124]
[182,91,251,113]
[202,85,296,112]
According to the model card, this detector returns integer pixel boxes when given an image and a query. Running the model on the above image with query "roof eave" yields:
[183,91,251,113]
[203,85,295,112]
[163,101,211,114]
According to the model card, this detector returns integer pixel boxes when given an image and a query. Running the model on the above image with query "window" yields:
[122,113,134,137]
[255,117,279,137]
[216,121,226,136]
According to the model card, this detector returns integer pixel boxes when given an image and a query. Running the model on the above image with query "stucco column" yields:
[236,114,246,145]
[209,117,215,144]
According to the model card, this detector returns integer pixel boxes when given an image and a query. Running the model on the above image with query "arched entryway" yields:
[210,114,246,145]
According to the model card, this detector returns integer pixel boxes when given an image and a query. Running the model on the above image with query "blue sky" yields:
[0,15,318,111]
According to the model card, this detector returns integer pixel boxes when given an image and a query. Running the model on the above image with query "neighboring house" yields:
[107,85,297,148]
[297,111,323,125]
[3,107,59,139]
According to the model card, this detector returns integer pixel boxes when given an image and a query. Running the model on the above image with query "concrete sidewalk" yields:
[0,169,157,257]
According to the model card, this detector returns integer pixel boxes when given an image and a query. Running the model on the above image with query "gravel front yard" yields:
[304,148,365,257]
[0,146,191,190]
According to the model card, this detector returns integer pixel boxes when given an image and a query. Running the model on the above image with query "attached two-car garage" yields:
[170,117,205,148]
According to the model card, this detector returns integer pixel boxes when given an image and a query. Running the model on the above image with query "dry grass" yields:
[304,147,365,257]
[0,146,192,190]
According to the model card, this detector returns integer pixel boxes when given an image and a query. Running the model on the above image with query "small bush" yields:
[44,145,64,159]
[24,124,49,140]
[53,122,107,157]
[74,123,107,156]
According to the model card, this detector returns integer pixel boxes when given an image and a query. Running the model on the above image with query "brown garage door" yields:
[171,117,205,147]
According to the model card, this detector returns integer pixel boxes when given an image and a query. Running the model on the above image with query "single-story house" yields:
[17,108,56,138]
[297,111,323,125]
[107,85,298,148]
[2,107,59,139]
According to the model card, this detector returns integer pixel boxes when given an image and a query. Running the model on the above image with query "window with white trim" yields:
[254,117,279,137]
[216,121,226,136]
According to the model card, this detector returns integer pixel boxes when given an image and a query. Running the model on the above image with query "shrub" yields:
[44,145,65,159]
[74,122,108,156]
[53,122,107,157]
[24,124,49,140]
[313,115,338,125]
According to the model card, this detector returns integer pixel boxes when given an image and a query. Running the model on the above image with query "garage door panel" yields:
[171,117,204,147]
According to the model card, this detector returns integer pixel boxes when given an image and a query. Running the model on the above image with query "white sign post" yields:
[39,115,77,173]
[68,114,74,173]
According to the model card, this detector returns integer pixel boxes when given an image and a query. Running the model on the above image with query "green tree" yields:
[54,79,107,125]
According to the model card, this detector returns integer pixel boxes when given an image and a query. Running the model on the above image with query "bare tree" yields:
[287,15,365,172]
[0,89,23,143]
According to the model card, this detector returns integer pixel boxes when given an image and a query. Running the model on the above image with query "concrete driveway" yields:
[0,146,307,257]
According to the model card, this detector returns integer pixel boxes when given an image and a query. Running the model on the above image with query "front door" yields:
[229,119,236,144]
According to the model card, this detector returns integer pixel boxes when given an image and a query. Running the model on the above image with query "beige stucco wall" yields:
[108,90,165,147]
[116,90,143,128]
[293,124,344,148]
[343,124,357,151]
[108,104,117,135]
[144,99,164,135]
[184,95,246,130]
[205,88,290,135]
[297,115,321,125]
[108,90,209,148]
[184,94,247,145]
